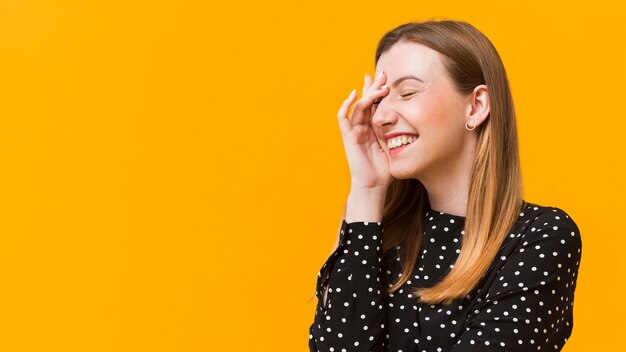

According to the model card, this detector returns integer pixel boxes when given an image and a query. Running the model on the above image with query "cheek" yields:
[420,93,462,128]
[403,99,444,128]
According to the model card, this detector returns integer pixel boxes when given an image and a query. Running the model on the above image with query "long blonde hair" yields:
[375,19,525,305]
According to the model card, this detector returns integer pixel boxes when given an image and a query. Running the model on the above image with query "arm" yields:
[450,208,582,351]
[322,191,386,307]
[308,69,391,350]
[309,189,387,351]
[321,205,347,307]
[309,219,387,352]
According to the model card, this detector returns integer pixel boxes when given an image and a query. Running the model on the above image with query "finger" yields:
[365,71,387,95]
[337,89,357,134]
[350,82,389,125]
[337,89,357,120]
[363,72,372,94]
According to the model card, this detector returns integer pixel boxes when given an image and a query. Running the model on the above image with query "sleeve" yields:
[451,208,582,352]
[308,220,387,352]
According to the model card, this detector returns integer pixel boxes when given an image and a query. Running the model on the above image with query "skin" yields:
[339,40,491,218]
[324,40,491,306]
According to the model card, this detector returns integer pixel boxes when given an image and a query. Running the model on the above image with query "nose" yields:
[371,96,398,128]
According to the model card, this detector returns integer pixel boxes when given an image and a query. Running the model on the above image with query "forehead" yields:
[376,41,444,81]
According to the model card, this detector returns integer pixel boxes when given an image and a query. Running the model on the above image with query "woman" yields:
[308,19,582,352]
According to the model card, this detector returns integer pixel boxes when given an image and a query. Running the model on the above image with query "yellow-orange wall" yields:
[0,0,624,351]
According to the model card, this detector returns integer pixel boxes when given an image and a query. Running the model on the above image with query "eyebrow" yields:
[390,75,424,88]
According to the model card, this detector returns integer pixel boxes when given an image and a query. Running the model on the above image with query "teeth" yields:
[387,135,418,149]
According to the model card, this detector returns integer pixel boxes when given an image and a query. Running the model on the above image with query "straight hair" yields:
[374,19,525,305]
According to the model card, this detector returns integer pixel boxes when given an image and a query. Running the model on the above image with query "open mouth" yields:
[387,135,418,150]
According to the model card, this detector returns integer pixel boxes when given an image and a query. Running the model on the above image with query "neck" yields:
[423,176,470,217]
[419,141,476,218]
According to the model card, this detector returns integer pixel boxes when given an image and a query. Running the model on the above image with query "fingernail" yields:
[364,73,369,82]
[349,89,356,97]
[380,84,388,90]
[376,71,384,80]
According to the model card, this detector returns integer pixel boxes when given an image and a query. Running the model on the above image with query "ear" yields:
[465,84,490,128]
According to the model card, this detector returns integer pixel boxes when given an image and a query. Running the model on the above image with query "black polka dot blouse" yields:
[309,201,582,352]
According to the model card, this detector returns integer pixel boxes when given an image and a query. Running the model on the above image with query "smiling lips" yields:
[387,134,418,150]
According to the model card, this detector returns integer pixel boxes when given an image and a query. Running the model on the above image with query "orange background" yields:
[0,0,624,351]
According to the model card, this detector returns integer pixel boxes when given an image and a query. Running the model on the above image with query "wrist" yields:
[345,189,386,223]
[349,186,387,199]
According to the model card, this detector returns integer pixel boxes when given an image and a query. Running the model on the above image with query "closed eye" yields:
[372,92,416,106]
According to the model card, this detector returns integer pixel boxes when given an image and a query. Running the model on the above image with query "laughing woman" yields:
[308,19,582,352]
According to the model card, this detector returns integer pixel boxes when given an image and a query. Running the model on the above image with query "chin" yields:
[389,165,420,180]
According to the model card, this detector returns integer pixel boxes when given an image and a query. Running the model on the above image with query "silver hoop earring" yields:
[465,119,476,131]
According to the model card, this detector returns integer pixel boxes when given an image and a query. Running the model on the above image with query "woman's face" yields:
[372,41,475,182]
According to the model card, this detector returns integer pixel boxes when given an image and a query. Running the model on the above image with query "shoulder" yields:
[507,201,582,265]
[479,201,583,299]
[519,201,581,244]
